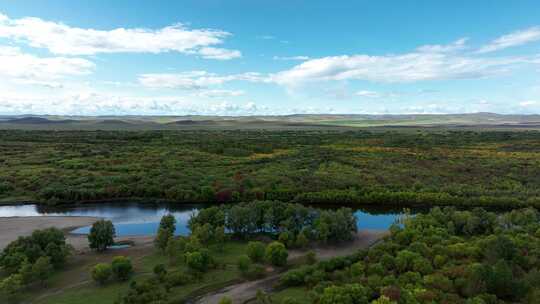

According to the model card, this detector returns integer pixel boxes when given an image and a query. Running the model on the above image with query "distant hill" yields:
[0,113,539,130]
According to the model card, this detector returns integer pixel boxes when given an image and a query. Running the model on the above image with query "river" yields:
[0,203,406,236]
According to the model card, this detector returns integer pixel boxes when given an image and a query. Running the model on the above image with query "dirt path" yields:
[196,230,388,304]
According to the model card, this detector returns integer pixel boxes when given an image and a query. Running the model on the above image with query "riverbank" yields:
[0,216,100,250]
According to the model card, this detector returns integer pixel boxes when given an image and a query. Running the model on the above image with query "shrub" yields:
[265,241,288,267]
[185,249,212,273]
[247,264,266,279]
[111,256,133,281]
[305,250,317,265]
[237,255,252,275]
[218,297,233,304]
[0,274,23,301]
[91,263,112,285]
[153,264,167,281]
[247,241,266,263]
[165,271,190,288]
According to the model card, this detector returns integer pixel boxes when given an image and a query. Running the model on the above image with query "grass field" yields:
[29,241,249,304]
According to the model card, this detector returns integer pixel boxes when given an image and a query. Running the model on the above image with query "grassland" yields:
[30,241,248,304]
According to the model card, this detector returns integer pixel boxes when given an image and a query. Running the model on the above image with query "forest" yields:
[275,207,540,304]
[0,129,539,208]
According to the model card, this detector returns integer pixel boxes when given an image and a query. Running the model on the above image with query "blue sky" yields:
[0,0,539,115]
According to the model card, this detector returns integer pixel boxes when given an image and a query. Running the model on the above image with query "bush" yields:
[237,255,252,275]
[111,256,133,281]
[247,264,266,279]
[153,264,167,281]
[185,249,212,273]
[305,250,317,265]
[165,271,190,288]
[218,297,233,304]
[265,241,288,267]
[91,263,112,285]
[247,241,266,263]
[0,274,23,301]
[88,220,115,252]
[319,284,369,304]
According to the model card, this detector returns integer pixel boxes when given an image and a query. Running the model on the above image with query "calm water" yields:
[0,203,403,236]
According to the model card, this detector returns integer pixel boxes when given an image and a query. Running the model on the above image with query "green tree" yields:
[18,260,35,285]
[166,237,186,265]
[154,227,173,251]
[155,214,176,251]
[265,242,288,267]
[295,231,309,249]
[111,256,133,281]
[88,220,115,252]
[91,263,112,285]
[192,223,213,245]
[32,256,53,285]
[319,284,369,304]
[214,225,227,252]
[159,214,176,233]
[247,241,266,263]
[185,250,212,273]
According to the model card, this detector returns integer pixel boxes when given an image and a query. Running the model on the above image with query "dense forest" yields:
[276,207,540,303]
[0,129,539,207]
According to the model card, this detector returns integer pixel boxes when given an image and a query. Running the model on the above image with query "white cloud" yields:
[0,90,268,116]
[355,90,380,98]
[273,55,310,61]
[138,71,267,89]
[270,51,530,86]
[416,38,468,53]
[196,47,241,60]
[519,100,538,107]
[478,26,540,53]
[0,46,94,86]
[0,12,240,59]
[257,35,275,40]
[192,89,245,98]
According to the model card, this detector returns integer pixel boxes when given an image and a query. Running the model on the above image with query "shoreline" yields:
[0,216,100,251]
[0,215,159,252]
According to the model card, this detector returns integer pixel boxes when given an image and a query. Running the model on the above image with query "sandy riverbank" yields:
[0,216,158,252]
[0,216,100,250]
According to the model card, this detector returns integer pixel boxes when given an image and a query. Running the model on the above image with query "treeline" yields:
[189,201,358,244]
[1,129,539,208]
[277,207,540,303]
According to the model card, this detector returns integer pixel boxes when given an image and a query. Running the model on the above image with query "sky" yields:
[0,0,539,116]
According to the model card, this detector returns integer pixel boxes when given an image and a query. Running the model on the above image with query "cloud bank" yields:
[0,12,241,59]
